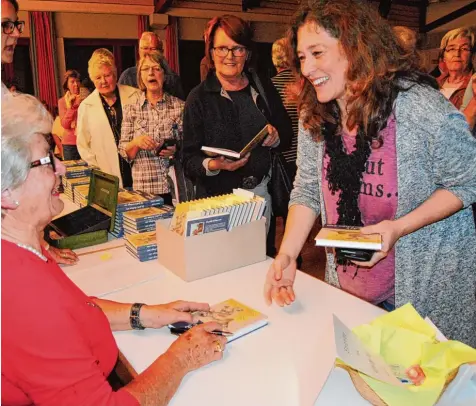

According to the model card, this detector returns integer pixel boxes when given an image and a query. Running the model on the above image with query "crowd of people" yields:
[2,0,475,404]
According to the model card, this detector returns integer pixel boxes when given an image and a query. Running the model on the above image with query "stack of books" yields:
[110,189,165,238]
[63,177,90,202]
[170,188,266,237]
[61,160,91,202]
[123,205,174,236]
[125,231,158,262]
[74,184,90,207]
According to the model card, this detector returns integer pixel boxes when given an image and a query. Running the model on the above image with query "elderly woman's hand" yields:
[168,322,227,372]
[134,135,158,151]
[262,124,279,147]
[48,246,79,265]
[140,301,210,329]
[158,144,176,158]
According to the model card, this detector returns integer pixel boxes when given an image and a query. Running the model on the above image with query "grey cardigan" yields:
[290,83,476,346]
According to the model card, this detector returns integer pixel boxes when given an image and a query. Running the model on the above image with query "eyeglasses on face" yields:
[30,149,56,173]
[2,20,25,35]
[213,46,247,58]
[444,46,471,54]
[140,66,163,73]
[140,46,158,52]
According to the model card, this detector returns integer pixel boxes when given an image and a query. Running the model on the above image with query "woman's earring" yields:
[14,200,19,207]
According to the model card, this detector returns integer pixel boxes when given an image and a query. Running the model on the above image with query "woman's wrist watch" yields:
[130,303,146,330]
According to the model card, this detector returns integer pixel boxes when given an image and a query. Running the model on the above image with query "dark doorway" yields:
[64,39,137,92]
[2,38,34,95]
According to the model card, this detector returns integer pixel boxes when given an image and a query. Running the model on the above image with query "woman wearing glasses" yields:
[2,93,227,406]
[182,15,292,239]
[119,52,184,205]
[437,27,474,110]
[1,0,23,95]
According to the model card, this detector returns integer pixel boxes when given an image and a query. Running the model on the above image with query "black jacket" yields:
[182,70,293,197]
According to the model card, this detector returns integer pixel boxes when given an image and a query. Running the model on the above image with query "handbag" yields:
[269,149,293,217]
[249,68,293,218]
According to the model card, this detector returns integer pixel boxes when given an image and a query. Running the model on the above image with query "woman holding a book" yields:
[2,93,227,405]
[182,15,293,238]
[119,52,184,206]
[264,0,476,346]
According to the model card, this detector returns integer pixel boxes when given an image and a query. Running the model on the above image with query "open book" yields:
[169,299,268,342]
[315,225,382,250]
[201,126,269,160]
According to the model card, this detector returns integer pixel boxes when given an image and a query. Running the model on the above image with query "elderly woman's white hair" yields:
[88,48,117,80]
[1,93,53,193]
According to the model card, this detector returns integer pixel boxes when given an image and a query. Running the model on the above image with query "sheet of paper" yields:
[333,314,404,387]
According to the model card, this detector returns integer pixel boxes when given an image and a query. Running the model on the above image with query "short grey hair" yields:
[440,27,475,51]
[1,93,53,193]
[88,48,117,81]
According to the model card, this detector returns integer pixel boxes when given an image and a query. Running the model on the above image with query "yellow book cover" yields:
[126,231,157,249]
[124,206,171,221]
[117,190,148,205]
[315,226,382,250]
[193,298,268,342]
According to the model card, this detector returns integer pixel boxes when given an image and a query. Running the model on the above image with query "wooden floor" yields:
[274,217,326,281]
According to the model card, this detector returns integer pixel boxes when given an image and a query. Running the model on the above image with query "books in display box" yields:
[46,170,119,250]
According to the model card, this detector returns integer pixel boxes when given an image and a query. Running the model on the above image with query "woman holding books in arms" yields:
[1,93,227,404]
[264,0,476,346]
[182,15,293,234]
[119,52,184,206]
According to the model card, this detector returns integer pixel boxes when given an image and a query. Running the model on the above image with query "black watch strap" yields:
[130,303,146,330]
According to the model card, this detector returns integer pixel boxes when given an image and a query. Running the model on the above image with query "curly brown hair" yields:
[288,0,436,140]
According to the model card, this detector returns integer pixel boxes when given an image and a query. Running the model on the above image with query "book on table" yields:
[314,225,383,250]
[170,299,268,342]
[201,125,269,160]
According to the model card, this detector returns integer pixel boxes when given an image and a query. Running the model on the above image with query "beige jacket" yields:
[76,85,139,187]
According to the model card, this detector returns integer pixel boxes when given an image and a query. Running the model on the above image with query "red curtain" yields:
[138,15,148,37]
[29,12,59,112]
[2,63,14,85]
[165,17,179,74]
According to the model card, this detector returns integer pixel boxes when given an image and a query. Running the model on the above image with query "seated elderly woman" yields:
[119,52,184,206]
[1,93,227,405]
[77,48,139,189]
[437,27,474,110]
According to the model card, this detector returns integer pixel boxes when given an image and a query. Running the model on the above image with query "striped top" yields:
[271,69,299,163]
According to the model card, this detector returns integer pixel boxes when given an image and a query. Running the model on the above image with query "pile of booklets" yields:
[111,189,166,238]
[61,160,91,203]
[73,184,90,208]
[125,231,158,262]
[170,188,266,237]
[123,206,174,236]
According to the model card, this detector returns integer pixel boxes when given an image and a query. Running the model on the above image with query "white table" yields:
[104,259,384,406]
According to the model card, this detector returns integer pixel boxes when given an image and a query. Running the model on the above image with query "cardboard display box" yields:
[46,170,119,250]
[156,217,267,282]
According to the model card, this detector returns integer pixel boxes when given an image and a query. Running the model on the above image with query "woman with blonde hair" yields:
[77,48,138,188]
[437,27,474,109]
[119,52,184,204]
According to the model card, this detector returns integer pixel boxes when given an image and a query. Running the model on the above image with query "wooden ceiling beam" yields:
[156,0,174,13]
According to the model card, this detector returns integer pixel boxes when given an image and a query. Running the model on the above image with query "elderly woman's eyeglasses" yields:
[444,46,471,54]
[213,46,247,58]
[30,150,56,173]
[2,20,25,35]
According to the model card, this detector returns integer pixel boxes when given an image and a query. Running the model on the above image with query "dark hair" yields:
[204,14,254,72]
[288,0,437,140]
[62,69,81,92]
[6,0,19,13]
